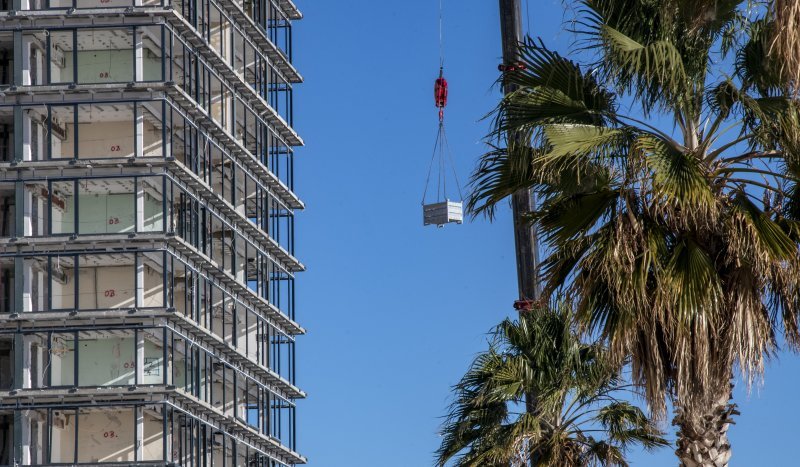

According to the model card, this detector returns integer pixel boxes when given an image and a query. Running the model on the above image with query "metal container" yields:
[423,200,463,227]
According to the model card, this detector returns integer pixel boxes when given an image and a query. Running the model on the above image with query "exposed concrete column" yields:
[136,255,145,308]
[135,406,144,461]
[31,344,42,388]
[34,43,43,86]
[13,257,24,313]
[135,106,144,158]
[14,333,31,464]
[165,411,172,461]
[163,117,172,159]
[228,95,234,135]
[20,36,31,86]
[32,113,42,160]
[21,337,30,390]
[224,23,232,63]
[35,262,43,312]
[13,107,23,163]
[235,193,245,216]
[13,334,23,390]
[12,31,22,86]
[134,31,143,82]
[13,411,31,465]
[235,256,245,284]
[20,184,33,237]
[21,110,31,162]
[22,261,32,313]
[14,181,24,239]
[136,184,145,233]
[10,334,31,463]
[136,330,145,385]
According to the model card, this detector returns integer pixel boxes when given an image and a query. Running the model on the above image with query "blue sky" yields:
[292,1,800,465]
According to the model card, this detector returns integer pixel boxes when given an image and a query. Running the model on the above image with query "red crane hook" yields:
[434,67,448,121]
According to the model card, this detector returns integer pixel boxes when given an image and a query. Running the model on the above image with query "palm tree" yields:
[436,304,667,466]
[468,1,800,465]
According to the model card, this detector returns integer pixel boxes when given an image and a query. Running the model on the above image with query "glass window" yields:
[76,408,135,463]
[49,30,73,84]
[20,182,48,237]
[50,180,75,235]
[49,255,75,310]
[140,102,164,158]
[76,331,135,386]
[141,408,164,461]
[76,254,135,310]
[49,408,77,463]
[140,26,163,82]
[78,178,135,234]
[48,105,75,159]
[76,28,134,84]
[77,103,135,159]
[142,330,164,385]
[140,177,164,233]
[49,333,75,387]
[141,251,165,307]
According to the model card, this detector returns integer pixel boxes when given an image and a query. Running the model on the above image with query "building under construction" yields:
[0,0,305,465]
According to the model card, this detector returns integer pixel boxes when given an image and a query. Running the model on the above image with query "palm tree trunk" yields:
[673,386,739,467]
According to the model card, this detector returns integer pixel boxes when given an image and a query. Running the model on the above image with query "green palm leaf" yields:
[436,305,667,467]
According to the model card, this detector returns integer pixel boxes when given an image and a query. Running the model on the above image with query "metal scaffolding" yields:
[0,0,304,465]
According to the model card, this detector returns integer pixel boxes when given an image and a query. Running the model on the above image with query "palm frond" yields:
[598,402,669,450]
[731,191,796,261]
[637,134,715,215]
[663,238,723,329]
[437,305,666,466]
[576,2,690,113]
[466,144,538,219]
[769,0,800,95]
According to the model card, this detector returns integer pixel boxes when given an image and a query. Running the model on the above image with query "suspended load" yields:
[424,200,463,226]
[422,2,463,228]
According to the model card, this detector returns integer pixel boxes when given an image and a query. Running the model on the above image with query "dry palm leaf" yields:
[771,0,800,94]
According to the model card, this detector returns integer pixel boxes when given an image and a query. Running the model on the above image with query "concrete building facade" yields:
[0,0,305,465]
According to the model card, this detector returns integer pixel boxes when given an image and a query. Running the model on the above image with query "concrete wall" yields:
[50,335,162,387]
[72,265,135,309]
[57,121,134,159]
[61,50,161,83]
[54,119,161,160]
[52,263,164,310]
[52,408,162,463]
[65,193,135,234]
[25,258,163,311]
[58,191,162,234]
[21,106,163,161]
[143,266,165,308]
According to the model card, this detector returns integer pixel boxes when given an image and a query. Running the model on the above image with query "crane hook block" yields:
[435,69,448,109]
